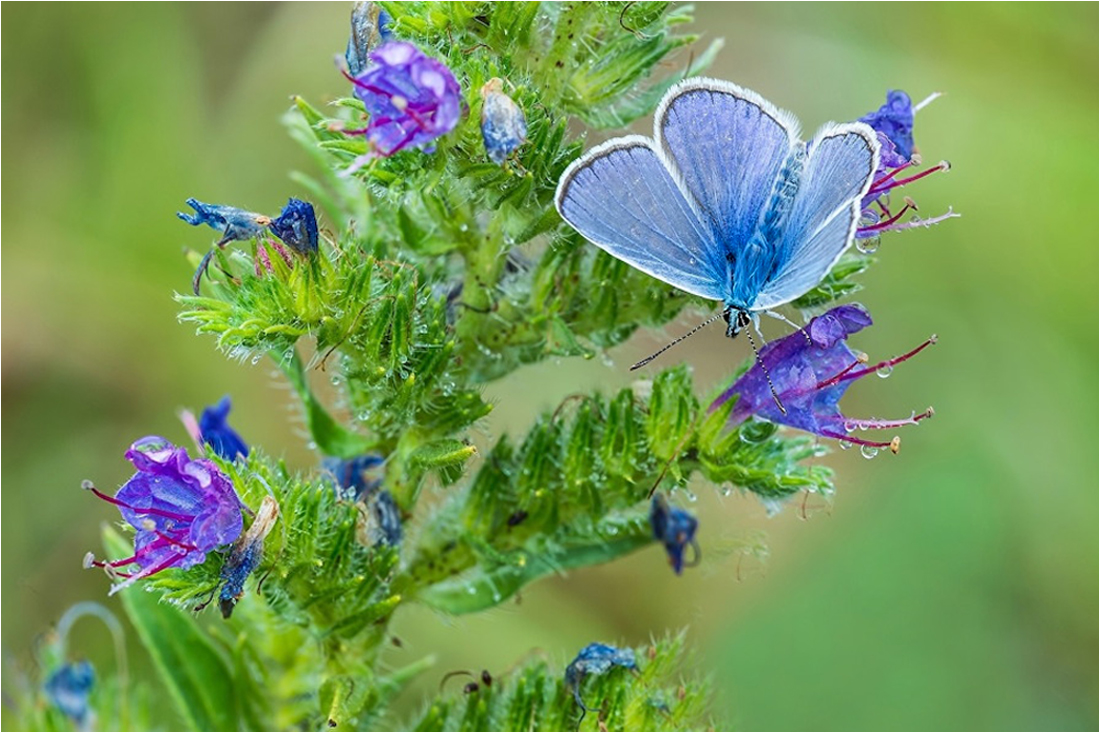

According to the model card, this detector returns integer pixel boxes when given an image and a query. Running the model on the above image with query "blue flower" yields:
[324,454,385,502]
[324,455,401,547]
[83,437,244,594]
[564,643,637,716]
[649,493,699,575]
[711,305,935,455]
[345,41,462,160]
[44,661,95,727]
[859,90,916,159]
[852,91,958,239]
[267,198,319,255]
[364,489,402,547]
[480,78,527,165]
[197,396,249,460]
[177,199,269,245]
[346,2,394,76]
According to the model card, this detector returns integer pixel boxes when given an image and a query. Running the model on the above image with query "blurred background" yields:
[3,3,1096,729]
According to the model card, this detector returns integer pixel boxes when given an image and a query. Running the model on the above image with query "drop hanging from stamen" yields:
[817,335,937,390]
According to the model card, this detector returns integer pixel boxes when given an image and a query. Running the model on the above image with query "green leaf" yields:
[275,348,376,459]
[416,515,652,614]
[104,527,239,731]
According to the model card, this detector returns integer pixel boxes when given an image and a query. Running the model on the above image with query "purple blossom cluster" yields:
[711,305,935,455]
[344,41,462,163]
[84,437,244,594]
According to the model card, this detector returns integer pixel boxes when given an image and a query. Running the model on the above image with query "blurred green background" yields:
[3,3,1096,729]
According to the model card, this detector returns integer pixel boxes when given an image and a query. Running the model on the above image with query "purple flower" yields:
[267,198,319,255]
[44,661,95,727]
[83,437,244,594]
[480,78,527,165]
[851,91,958,240]
[649,493,699,575]
[711,305,935,455]
[345,41,461,160]
[345,2,394,76]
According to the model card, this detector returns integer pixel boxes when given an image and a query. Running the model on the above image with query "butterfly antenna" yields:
[630,312,724,371]
[743,328,787,415]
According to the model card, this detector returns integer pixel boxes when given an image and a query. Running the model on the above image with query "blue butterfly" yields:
[555,78,880,352]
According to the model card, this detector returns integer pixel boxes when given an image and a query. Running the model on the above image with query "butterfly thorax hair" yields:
[725,144,806,316]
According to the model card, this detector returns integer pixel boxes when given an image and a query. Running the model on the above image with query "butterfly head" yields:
[723,306,752,339]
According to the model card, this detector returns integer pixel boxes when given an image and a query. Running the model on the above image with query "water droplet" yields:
[721,486,733,497]
[838,440,852,450]
[466,585,477,595]
[251,354,263,365]
[860,444,879,460]
[684,490,697,503]
[876,364,894,379]
[843,420,858,433]
[330,376,342,386]
[856,237,880,254]
[356,410,369,421]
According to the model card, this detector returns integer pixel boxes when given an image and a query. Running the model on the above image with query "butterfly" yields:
[555,77,880,364]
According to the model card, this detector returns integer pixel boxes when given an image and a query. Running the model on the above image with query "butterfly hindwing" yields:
[655,78,799,278]
[753,123,879,310]
[555,136,727,301]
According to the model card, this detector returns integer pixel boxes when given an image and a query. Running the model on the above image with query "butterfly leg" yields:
[763,308,812,344]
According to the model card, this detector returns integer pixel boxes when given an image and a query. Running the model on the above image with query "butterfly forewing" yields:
[655,78,799,283]
[555,136,727,301]
[753,124,878,310]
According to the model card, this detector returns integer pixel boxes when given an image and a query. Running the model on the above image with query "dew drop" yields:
[251,354,263,365]
[721,486,733,497]
[860,444,879,460]
[838,440,852,450]
[876,364,894,379]
[466,585,477,595]
[330,376,342,386]
[684,490,697,503]
[856,237,880,254]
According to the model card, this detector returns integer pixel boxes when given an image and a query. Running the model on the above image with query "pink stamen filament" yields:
[152,530,198,553]
[869,161,914,191]
[87,532,193,570]
[843,408,935,431]
[86,485,194,523]
[817,336,937,389]
[858,201,915,233]
[869,162,948,196]
[820,431,896,449]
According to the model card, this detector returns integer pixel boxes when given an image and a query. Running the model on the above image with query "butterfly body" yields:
[555,78,880,340]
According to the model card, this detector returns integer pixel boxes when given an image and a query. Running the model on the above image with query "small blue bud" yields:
[346,2,394,76]
[44,661,95,726]
[198,395,249,460]
[649,493,699,575]
[564,642,637,717]
[480,78,528,166]
[267,198,319,255]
